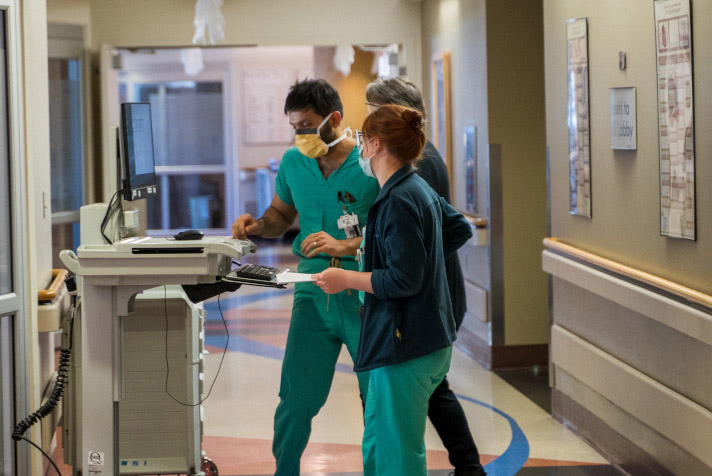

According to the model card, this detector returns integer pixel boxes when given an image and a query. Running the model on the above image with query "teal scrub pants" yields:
[362,346,453,476]
[272,257,368,476]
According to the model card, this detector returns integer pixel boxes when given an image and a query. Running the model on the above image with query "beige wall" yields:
[46,0,92,46]
[487,0,548,345]
[545,0,712,295]
[423,0,548,348]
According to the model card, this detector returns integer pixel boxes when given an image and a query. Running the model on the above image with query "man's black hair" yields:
[284,79,344,119]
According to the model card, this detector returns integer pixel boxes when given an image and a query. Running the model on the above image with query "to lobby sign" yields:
[610,87,637,150]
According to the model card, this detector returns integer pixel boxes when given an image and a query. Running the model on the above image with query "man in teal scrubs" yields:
[231,79,379,476]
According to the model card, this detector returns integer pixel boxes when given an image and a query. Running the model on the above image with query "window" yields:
[133,81,228,230]
[48,24,86,266]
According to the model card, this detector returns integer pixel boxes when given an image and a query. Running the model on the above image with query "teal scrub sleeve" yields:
[275,159,294,206]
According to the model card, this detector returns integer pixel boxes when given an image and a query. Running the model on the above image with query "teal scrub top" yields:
[275,146,379,261]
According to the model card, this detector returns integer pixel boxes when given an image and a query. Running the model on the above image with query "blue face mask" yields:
[358,138,375,178]
[359,156,375,178]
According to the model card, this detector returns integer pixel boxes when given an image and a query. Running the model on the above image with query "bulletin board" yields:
[243,69,295,144]
[566,17,591,218]
[432,52,454,194]
[654,0,695,240]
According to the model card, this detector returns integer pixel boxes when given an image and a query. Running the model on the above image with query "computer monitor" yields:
[120,102,158,201]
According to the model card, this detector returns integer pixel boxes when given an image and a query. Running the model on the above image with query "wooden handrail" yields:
[544,237,712,310]
[462,213,488,228]
[38,269,68,303]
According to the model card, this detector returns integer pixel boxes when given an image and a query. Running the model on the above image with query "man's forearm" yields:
[257,206,294,238]
[335,236,363,257]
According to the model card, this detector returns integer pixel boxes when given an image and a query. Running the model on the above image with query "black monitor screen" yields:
[120,102,157,201]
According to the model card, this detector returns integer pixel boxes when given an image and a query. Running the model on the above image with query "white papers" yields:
[275,272,315,284]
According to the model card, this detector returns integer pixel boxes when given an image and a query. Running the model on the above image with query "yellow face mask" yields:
[295,133,329,159]
[295,113,349,159]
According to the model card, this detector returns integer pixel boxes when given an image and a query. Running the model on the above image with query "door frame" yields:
[0,0,30,474]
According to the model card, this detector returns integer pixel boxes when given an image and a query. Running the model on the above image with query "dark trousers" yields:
[427,375,484,471]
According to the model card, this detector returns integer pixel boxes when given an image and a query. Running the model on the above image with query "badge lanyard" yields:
[336,190,361,238]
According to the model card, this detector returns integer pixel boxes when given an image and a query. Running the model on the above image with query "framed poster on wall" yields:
[432,51,453,193]
[243,69,295,145]
[654,0,695,240]
[566,18,591,218]
[464,126,477,214]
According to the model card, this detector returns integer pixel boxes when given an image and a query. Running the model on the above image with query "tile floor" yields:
[48,237,621,476]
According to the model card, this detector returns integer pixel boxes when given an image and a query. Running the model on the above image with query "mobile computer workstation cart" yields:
[58,102,253,475]
[60,233,255,476]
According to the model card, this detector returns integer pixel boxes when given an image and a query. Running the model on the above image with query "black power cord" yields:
[13,435,62,476]
[100,189,125,244]
[163,286,230,407]
[12,294,76,476]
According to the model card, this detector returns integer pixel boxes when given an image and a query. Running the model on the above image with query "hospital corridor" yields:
[2,0,712,475]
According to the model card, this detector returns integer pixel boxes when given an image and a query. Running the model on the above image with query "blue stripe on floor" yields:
[456,394,529,475]
[205,287,529,476]
[205,332,355,374]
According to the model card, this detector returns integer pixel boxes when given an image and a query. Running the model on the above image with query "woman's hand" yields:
[301,231,344,257]
[313,268,350,294]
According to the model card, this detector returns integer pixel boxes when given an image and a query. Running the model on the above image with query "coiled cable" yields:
[12,347,71,441]
[12,298,75,476]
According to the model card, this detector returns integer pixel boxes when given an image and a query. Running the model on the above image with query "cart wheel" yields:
[202,455,218,476]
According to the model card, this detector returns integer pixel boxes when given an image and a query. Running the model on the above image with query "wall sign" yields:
[610,87,637,150]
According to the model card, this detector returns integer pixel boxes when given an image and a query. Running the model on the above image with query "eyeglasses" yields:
[355,130,369,148]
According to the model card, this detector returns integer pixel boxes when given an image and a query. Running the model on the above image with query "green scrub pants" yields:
[273,257,368,476]
[362,346,453,476]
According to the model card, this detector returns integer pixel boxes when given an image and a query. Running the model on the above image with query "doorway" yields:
[113,44,397,234]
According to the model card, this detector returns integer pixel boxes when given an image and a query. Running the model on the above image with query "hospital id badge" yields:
[337,213,361,238]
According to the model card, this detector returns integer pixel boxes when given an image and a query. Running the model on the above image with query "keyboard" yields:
[231,263,281,281]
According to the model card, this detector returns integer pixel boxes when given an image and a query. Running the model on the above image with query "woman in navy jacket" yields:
[314,104,472,476]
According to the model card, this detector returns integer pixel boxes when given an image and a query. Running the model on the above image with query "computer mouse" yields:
[174,229,204,241]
